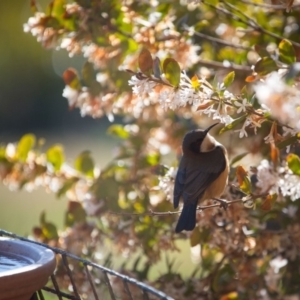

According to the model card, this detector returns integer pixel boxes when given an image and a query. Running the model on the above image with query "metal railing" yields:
[0,229,174,300]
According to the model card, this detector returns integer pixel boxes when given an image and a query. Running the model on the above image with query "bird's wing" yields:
[173,159,185,208]
[174,147,226,208]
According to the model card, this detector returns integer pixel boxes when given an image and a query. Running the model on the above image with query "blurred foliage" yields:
[2,0,300,299]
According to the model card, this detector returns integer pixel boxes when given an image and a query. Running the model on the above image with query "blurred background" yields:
[0,0,116,235]
[0,1,196,279]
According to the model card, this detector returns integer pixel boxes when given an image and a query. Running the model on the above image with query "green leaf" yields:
[276,135,299,149]
[51,0,65,19]
[92,177,119,210]
[139,153,160,168]
[190,227,211,246]
[89,80,102,96]
[254,57,278,76]
[190,227,201,246]
[82,61,96,86]
[42,222,59,240]
[213,264,235,291]
[63,68,81,90]
[0,147,6,159]
[201,244,217,271]
[146,152,160,166]
[241,85,248,99]
[223,71,235,88]
[46,144,65,172]
[199,227,211,243]
[107,124,130,139]
[17,134,36,162]
[57,178,78,198]
[261,194,277,211]
[230,152,248,166]
[30,0,38,13]
[51,0,75,30]
[279,39,296,65]
[74,0,92,8]
[287,154,300,176]
[138,48,153,75]
[254,44,270,58]
[65,201,87,227]
[75,151,95,178]
[39,211,59,240]
[163,58,181,87]
[236,166,252,194]
[219,115,247,134]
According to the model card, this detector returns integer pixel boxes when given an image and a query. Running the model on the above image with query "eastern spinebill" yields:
[173,123,229,233]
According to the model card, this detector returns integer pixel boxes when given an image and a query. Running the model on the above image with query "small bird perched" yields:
[173,123,229,233]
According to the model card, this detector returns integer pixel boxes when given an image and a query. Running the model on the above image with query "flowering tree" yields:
[2,0,300,298]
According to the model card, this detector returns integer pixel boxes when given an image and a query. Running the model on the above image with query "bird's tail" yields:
[175,202,198,233]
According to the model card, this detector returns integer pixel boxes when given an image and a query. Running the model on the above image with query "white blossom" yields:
[235,98,248,114]
[128,76,157,99]
[62,86,80,107]
[269,256,288,273]
[234,118,251,138]
[223,90,234,101]
[254,72,300,131]
[264,128,275,144]
[158,88,183,110]
[282,126,298,137]
[158,167,177,200]
[256,159,300,201]
[256,160,279,194]
[83,195,104,216]
[278,172,300,201]
[23,12,58,48]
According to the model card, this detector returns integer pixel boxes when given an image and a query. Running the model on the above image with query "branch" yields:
[107,198,244,217]
[126,69,174,87]
[196,59,252,72]
[241,0,300,10]
[127,70,295,132]
[203,1,300,48]
[183,25,252,51]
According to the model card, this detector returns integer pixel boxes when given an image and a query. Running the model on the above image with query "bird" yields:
[173,123,229,233]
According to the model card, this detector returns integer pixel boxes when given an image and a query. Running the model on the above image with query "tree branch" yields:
[197,59,252,72]
[107,198,244,217]
[241,0,300,10]
[183,25,252,51]
[203,1,300,48]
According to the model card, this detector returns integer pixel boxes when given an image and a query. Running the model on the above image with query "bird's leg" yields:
[213,198,228,210]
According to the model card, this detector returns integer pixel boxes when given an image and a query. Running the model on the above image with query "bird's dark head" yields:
[182,123,219,154]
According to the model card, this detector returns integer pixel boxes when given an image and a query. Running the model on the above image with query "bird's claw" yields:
[213,198,228,210]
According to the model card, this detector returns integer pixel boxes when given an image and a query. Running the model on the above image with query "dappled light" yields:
[2,0,300,299]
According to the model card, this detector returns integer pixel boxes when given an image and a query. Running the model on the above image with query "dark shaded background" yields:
[0,0,109,135]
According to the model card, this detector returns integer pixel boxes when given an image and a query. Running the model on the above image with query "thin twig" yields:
[197,59,252,72]
[183,25,252,51]
[241,0,300,10]
[126,69,174,87]
[108,198,244,217]
[203,1,300,48]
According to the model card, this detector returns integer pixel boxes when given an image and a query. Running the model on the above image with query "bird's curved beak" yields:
[204,122,219,133]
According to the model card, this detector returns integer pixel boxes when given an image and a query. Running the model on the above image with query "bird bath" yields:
[0,237,56,300]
